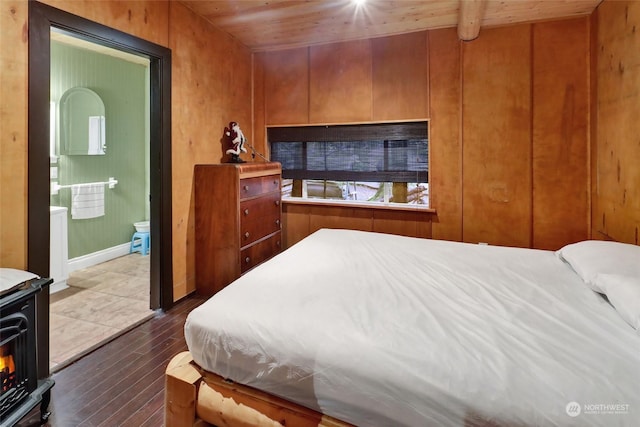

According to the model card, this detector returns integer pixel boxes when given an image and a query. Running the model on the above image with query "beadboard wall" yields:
[50,40,149,259]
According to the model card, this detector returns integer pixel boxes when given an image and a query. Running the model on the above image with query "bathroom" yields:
[48,32,153,371]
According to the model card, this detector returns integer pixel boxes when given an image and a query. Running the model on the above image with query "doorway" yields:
[27,2,173,377]
[48,32,154,371]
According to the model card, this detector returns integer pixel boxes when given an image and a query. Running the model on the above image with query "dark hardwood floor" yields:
[16,293,207,427]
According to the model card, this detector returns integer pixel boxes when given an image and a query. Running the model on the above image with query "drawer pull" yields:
[275,200,280,206]
[244,185,249,191]
[273,180,278,185]
[275,219,280,226]
[244,209,249,215]
[276,240,281,247]
[244,232,250,239]
[245,257,250,264]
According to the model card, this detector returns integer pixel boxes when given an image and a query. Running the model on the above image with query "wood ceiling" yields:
[180,0,602,51]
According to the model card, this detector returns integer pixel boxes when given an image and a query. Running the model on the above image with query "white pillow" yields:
[595,273,640,330]
[556,240,640,293]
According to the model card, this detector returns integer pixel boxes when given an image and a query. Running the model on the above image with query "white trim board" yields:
[67,242,131,274]
[50,281,69,294]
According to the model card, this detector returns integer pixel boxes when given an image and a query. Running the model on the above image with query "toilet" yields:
[130,221,150,255]
[134,221,150,233]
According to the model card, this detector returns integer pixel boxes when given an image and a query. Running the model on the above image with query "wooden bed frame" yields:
[164,351,353,427]
[164,352,497,427]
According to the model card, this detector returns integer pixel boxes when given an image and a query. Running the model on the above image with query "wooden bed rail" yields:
[165,351,353,427]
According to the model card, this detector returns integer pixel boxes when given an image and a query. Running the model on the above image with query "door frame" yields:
[28,2,173,374]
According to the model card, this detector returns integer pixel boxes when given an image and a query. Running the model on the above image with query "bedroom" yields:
[1,0,639,426]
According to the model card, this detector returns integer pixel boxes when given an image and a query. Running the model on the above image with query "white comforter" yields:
[185,229,640,427]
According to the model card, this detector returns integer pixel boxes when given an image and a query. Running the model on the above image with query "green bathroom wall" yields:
[50,40,149,259]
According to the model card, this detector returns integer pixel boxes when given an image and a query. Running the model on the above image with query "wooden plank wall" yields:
[263,48,309,125]
[428,30,463,242]
[0,1,29,268]
[533,19,590,249]
[309,40,373,123]
[594,0,640,244]
[283,204,432,249]
[372,32,430,121]
[169,2,253,298]
[0,0,252,300]
[462,25,532,248]
[256,18,591,250]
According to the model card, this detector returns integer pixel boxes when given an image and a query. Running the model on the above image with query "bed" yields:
[165,228,640,426]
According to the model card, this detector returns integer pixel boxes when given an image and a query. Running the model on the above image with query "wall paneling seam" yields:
[529,24,535,249]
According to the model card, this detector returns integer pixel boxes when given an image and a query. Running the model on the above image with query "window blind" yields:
[268,122,428,183]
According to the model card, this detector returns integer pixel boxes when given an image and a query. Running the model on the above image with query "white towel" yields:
[71,182,105,219]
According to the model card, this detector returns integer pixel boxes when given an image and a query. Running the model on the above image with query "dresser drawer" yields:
[240,193,281,220]
[241,232,282,273]
[240,174,280,199]
[241,213,281,246]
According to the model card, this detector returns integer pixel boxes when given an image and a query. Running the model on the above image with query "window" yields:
[268,121,429,208]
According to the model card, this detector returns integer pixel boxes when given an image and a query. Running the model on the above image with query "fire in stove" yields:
[0,313,31,422]
[1,344,17,393]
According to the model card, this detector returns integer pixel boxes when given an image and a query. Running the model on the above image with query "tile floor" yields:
[49,253,154,372]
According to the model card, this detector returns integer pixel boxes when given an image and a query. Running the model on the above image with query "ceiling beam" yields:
[458,0,487,41]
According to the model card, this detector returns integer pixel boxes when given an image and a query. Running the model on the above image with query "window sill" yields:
[282,197,436,213]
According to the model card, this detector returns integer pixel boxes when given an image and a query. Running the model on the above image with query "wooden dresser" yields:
[195,162,282,296]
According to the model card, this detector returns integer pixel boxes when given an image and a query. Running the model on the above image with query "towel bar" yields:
[51,177,117,195]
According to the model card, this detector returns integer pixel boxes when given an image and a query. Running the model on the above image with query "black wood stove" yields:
[0,274,54,427]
